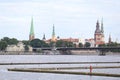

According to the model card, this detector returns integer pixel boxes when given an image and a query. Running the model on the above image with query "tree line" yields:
[0,37,18,51]
[29,39,91,48]
[99,42,120,52]
[0,37,120,52]
[0,37,91,51]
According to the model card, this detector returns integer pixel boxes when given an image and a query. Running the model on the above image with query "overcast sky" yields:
[0,0,120,42]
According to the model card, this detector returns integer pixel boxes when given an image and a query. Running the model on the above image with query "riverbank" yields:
[0,51,120,55]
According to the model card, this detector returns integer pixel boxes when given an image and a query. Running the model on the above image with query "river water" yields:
[0,54,120,80]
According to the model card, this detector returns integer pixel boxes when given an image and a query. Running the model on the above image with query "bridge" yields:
[33,47,120,55]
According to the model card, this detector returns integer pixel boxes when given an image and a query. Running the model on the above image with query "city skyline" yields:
[0,0,120,43]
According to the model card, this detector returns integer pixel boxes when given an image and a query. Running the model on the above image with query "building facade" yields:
[6,42,25,52]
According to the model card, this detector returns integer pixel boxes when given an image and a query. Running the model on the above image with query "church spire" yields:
[101,18,104,33]
[29,17,35,41]
[95,20,101,33]
[108,34,112,44]
[52,24,55,37]
[51,24,56,42]
[42,34,46,41]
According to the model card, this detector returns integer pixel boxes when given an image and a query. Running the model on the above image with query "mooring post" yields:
[90,65,92,74]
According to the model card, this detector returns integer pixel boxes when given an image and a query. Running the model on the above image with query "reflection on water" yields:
[0,55,120,80]
[1,70,120,80]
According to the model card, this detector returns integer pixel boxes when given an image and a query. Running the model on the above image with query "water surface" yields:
[0,55,120,80]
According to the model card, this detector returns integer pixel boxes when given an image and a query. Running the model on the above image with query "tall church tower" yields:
[101,19,104,33]
[51,24,56,42]
[94,20,105,47]
[42,34,46,41]
[29,17,35,41]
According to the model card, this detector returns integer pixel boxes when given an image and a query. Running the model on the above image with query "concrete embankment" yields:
[0,51,119,55]
[1,62,120,65]
[71,50,98,55]
[8,67,120,77]
[31,66,120,70]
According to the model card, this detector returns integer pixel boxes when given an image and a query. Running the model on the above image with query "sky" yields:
[0,0,120,43]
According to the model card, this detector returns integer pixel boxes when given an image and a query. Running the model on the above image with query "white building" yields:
[6,42,32,52]
[79,38,85,45]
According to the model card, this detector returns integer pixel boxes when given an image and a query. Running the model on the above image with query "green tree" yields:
[1,37,9,43]
[107,42,120,52]
[107,42,119,47]
[0,41,7,51]
[56,40,64,47]
[30,39,49,48]
[99,44,107,47]
[67,42,74,47]
[22,40,30,45]
[1,37,18,45]
[98,42,120,52]
[79,43,83,47]
[55,40,74,47]
[24,45,29,51]
[84,42,91,47]
[9,38,18,45]
[49,41,54,47]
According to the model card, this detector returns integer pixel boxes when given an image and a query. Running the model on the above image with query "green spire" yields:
[30,17,34,35]
[52,24,55,37]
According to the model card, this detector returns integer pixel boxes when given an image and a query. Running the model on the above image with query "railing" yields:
[33,47,120,55]
[33,47,120,50]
